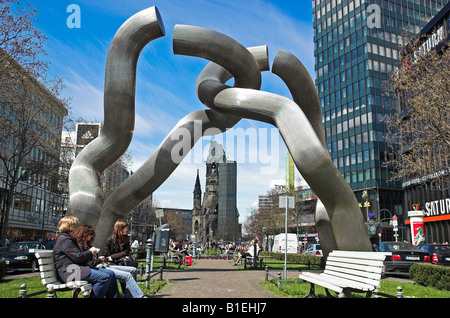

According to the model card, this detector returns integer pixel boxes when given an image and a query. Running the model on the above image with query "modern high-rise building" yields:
[312,0,446,228]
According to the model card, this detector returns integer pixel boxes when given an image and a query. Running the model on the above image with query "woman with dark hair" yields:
[174,239,190,256]
[76,224,146,298]
[104,220,131,264]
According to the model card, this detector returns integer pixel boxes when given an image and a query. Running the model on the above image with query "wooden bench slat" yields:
[33,250,92,298]
[39,263,56,272]
[40,269,58,280]
[326,259,383,275]
[329,250,390,261]
[41,277,61,285]
[305,272,373,291]
[316,273,376,291]
[327,255,385,268]
[300,271,375,292]
[37,257,55,266]
[299,250,388,297]
[47,282,69,290]
[323,269,381,288]
[325,264,382,280]
[35,252,54,258]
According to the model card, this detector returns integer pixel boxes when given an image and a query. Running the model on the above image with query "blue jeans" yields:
[107,265,145,298]
[87,268,120,298]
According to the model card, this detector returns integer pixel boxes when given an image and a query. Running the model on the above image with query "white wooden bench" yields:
[299,250,390,298]
[34,250,92,298]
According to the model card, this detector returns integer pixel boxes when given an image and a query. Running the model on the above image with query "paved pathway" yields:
[153,258,299,298]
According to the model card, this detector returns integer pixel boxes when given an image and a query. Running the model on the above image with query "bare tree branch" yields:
[384,35,450,189]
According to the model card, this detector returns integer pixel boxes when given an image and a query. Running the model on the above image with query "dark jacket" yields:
[79,243,103,268]
[53,233,93,282]
[104,234,130,262]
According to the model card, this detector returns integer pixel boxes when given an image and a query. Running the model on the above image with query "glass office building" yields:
[312,0,446,227]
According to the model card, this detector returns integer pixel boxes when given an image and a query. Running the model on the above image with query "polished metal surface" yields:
[68,6,371,253]
[212,88,371,252]
[93,34,268,246]
[67,7,165,228]
[174,28,371,253]
[271,50,336,256]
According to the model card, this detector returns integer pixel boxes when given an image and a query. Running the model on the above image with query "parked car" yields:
[379,241,430,276]
[0,241,44,272]
[43,240,55,250]
[302,244,323,256]
[417,244,450,266]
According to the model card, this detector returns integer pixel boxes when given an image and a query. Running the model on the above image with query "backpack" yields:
[367,221,377,238]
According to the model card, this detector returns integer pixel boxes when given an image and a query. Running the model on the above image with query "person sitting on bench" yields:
[169,239,185,264]
[233,238,260,265]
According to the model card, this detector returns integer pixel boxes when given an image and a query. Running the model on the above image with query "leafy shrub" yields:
[410,263,450,291]
[134,250,147,259]
[203,248,222,256]
[260,251,323,267]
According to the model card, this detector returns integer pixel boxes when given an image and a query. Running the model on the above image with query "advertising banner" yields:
[408,210,426,245]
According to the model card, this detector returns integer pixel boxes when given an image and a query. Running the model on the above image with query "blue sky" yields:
[31,0,315,223]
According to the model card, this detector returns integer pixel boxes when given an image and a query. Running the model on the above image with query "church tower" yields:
[192,169,202,239]
[192,141,240,243]
[193,169,202,211]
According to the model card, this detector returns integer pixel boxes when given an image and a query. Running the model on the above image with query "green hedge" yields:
[260,251,323,267]
[410,263,450,291]
[203,248,223,256]
[133,250,147,259]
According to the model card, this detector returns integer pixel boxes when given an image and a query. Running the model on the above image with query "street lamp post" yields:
[279,195,294,279]
[362,179,380,222]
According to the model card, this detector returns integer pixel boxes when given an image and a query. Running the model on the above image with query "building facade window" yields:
[313,0,445,227]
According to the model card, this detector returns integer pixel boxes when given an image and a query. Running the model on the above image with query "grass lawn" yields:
[260,278,450,298]
[0,258,172,298]
[0,274,167,298]
[233,257,450,298]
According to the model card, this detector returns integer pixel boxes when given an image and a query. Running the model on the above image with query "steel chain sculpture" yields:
[67,7,372,256]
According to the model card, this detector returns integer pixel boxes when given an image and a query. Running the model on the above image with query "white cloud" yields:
[64,71,104,121]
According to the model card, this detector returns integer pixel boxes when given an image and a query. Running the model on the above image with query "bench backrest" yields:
[34,250,61,286]
[325,250,389,289]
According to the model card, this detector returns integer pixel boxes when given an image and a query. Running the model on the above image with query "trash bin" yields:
[154,224,170,253]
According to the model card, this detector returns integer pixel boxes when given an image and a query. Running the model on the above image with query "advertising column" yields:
[408,210,425,246]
